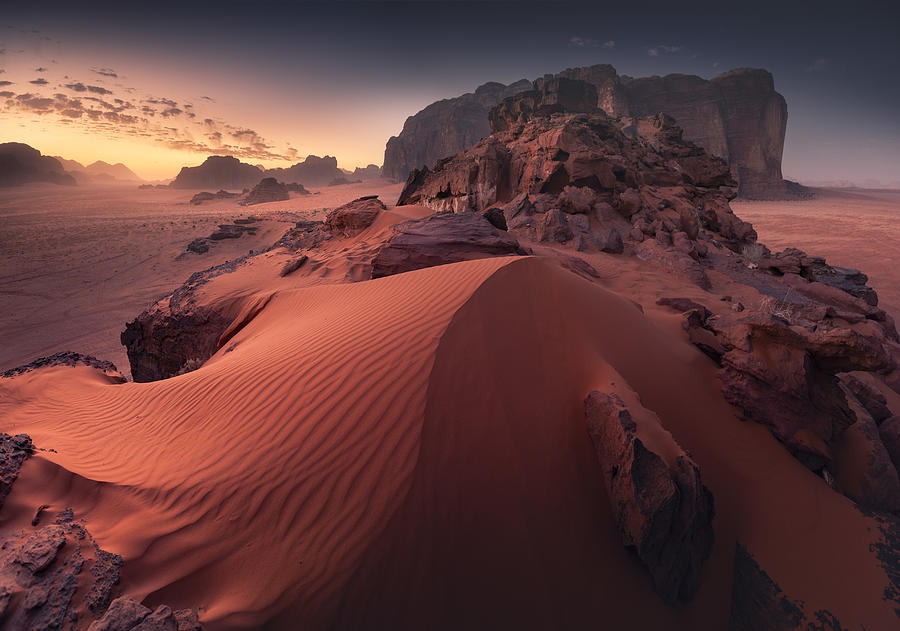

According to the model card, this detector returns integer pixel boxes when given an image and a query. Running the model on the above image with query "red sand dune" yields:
[2,244,896,628]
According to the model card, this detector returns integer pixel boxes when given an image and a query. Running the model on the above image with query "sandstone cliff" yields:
[382,79,532,181]
[383,65,798,199]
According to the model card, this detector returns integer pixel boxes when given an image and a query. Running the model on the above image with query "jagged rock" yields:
[324,196,385,234]
[132,605,177,631]
[481,206,508,231]
[1,508,121,631]
[189,190,239,205]
[382,65,798,198]
[383,79,532,180]
[397,78,757,272]
[209,224,257,240]
[274,220,331,251]
[535,209,573,243]
[120,257,260,382]
[170,156,263,190]
[240,177,290,206]
[760,248,878,305]
[186,238,209,254]
[488,77,598,132]
[584,390,714,606]
[1,352,125,382]
[841,374,893,424]
[88,597,151,631]
[0,434,34,509]
[370,212,525,278]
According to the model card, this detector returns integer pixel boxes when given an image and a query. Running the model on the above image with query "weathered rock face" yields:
[584,390,715,606]
[1,351,125,382]
[120,257,262,381]
[370,212,525,278]
[352,164,382,180]
[324,195,386,234]
[397,79,756,269]
[170,156,264,190]
[0,142,77,187]
[0,434,203,630]
[240,177,290,205]
[266,155,344,187]
[383,79,533,181]
[383,65,795,199]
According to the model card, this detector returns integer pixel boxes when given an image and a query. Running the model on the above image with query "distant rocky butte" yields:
[171,155,382,190]
[0,143,76,187]
[384,65,798,199]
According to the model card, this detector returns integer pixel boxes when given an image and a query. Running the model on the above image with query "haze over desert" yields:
[1,2,900,630]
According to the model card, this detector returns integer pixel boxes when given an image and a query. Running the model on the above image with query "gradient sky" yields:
[1,0,898,183]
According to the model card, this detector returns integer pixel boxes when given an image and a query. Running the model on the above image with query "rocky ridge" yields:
[383,65,799,198]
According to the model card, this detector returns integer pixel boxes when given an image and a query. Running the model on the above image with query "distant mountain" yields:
[267,155,344,188]
[56,157,142,182]
[170,156,265,190]
[171,155,383,190]
[0,143,77,187]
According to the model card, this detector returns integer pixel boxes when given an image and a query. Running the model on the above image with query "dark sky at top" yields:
[3,0,899,183]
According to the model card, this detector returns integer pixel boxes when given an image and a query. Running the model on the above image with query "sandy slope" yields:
[0,180,402,377]
[1,250,896,629]
[734,187,900,319]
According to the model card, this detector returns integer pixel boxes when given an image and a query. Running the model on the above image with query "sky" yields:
[1,0,898,183]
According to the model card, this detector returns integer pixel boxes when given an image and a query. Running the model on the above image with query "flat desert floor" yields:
[0,180,403,377]
[734,187,900,319]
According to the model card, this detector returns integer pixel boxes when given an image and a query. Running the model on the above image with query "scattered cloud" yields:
[805,58,828,72]
[603,40,615,49]
[200,95,214,101]
[91,67,118,78]
[0,80,12,87]
[648,45,682,56]
[0,69,5,74]
[29,78,49,85]
[35,66,46,72]
[1,78,296,163]
[63,82,113,95]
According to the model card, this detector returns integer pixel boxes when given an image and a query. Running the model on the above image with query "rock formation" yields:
[170,156,264,190]
[0,433,204,630]
[383,79,532,181]
[383,65,797,198]
[190,189,240,205]
[397,79,900,494]
[0,143,77,187]
[266,155,344,188]
[352,164,382,180]
[584,390,715,605]
[240,177,291,205]
[324,195,386,234]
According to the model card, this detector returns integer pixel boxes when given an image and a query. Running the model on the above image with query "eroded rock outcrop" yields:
[240,177,291,206]
[584,390,715,606]
[170,156,264,190]
[0,434,203,630]
[383,65,797,198]
[1,352,125,382]
[190,190,240,205]
[324,196,385,235]
[383,79,533,181]
[370,212,525,278]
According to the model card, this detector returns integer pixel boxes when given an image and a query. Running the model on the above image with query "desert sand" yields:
[0,180,403,377]
[1,189,899,629]
[734,187,900,319]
